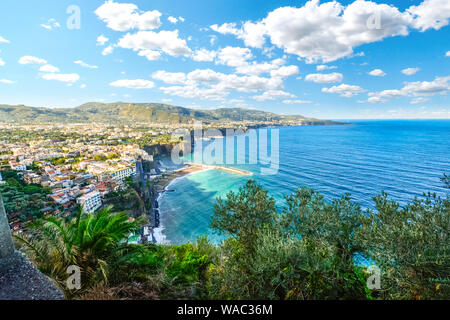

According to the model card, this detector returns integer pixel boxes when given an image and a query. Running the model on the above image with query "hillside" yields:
[0,102,336,125]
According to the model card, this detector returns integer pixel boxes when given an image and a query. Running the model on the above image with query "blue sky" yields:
[0,0,449,119]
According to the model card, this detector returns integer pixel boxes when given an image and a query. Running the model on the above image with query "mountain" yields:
[0,102,337,125]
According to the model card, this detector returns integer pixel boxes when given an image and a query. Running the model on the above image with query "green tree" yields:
[16,207,144,298]
[208,183,370,300]
[358,189,450,300]
[211,180,277,254]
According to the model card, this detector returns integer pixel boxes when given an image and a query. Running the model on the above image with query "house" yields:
[77,191,102,214]
[10,163,26,171]
[110,167,133,181]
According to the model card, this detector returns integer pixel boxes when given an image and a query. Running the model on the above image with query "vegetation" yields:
[0,102,335,125]
[0,170,52,222]
[104,186,146,218]
[15,178,449,300]
[16,208,144,299]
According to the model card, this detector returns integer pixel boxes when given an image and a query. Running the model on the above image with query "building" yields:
[11,164,27,171]
[24,172,42,184]
[110,167,133,181]
[77,191,102,214]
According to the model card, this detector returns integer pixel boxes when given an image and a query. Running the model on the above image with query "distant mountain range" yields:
[0,102,337,125]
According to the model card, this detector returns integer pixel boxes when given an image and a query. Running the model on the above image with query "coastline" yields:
[151,163,252,244]
[152,164,212,244]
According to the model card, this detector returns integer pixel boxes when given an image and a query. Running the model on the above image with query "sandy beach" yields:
[154,163,252,192]
[154,164,211,192]
[152,163,252,244]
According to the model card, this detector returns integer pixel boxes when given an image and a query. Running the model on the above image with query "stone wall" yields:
[0,196,64,300]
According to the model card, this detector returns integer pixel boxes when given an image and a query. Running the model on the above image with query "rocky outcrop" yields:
[0,196,64,300]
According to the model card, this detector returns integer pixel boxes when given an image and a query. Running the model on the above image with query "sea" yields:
[154,120,450,245]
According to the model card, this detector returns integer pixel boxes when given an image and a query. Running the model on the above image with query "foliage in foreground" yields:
[17,178,449,300]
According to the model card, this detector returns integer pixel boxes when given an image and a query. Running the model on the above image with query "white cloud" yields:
[0,58,4,66]
[240,21,268,48]
[211,0,450,63]
[160,84,227,101]
[209,35,218,46]
[305,72,343,83]
[267,0,412,63]
[39,64,60,73]
[234,58,285,76]
[80,84,87,89]
[40,18,60,30]
[117,30,191,57]
[367,76,450,102]
[210,23,240,36]
[367,96,387,103]
[96,35,109,46]
[192,49,217,62]
[18,56,47,65]
[168,16,178,24]
[283,99,312,104]
[152,70,186,84]
[211,21,267,48]
[322,84,365,97]
[102,45,114,56]
[179,17,185,22]
[214,74,283,93]
[0,79,15,84]
[110,79,155,89]
[74,60,99,69]
[216,46,253,67]
[187,69,223,84]
[402,67,420,75]
[158,68,284,101]
[95,1,161,31]
[0,36,9,43]
[410,97,429,104]
[402,76,450,96]
[368,69,387,77]
[368,89,406,103]
[270,65,299,78]
[138,49,161,61]
[316,65,337,71]
[252,90,296,101]
[446,51,450,57]
[41,73,80,83]
[407,0,450,31]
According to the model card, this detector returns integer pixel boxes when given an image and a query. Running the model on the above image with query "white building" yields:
[77,191,102,214]
[11,164,27,171]
[110,167,133,181]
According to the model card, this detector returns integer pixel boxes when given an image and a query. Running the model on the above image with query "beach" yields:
[152,163,252,243]
[152,122,450,245]
[154,163,252,193]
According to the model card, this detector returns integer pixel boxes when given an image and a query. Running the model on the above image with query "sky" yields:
[0,0,449,119]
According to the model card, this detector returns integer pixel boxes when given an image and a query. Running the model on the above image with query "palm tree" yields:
[16,207,144,299]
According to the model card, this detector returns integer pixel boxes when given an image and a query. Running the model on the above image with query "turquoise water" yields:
[157,120,450,245]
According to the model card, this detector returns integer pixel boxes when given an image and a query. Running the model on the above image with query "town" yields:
[0,119,305,244]
[0,122,173,244]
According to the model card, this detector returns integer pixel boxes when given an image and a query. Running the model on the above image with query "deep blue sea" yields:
[155,120,450,244]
